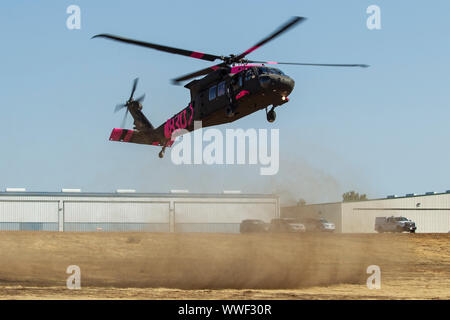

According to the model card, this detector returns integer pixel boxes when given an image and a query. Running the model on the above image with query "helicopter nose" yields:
[259,75,295,97]
[278,76,295,96]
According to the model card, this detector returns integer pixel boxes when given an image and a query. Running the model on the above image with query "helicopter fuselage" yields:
[111,65,294,150]
[156,65,293,144]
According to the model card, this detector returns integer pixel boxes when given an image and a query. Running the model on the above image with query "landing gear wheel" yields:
[267,109,276,123]
[226,105,236,118]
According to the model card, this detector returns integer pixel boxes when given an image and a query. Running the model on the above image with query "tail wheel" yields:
[159,146,166,158]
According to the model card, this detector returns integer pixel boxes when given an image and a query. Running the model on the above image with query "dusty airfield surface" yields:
[0,232,448,299]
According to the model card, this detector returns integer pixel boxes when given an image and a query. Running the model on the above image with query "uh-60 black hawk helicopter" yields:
[93,16,368,158]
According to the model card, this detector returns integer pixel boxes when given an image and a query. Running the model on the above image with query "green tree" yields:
[342,191,368,202]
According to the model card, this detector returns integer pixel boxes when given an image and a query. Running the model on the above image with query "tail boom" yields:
[109,128,173,147]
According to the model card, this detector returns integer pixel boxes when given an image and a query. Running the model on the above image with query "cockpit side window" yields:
[258,67,269,75]
[258,67,285,76]
[232,74,243,90]
[272,68,285,75]
[245,68,255,81]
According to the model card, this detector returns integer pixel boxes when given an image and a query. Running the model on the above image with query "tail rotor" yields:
[115,78,146,128]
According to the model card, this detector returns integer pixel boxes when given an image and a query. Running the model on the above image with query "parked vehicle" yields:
[302,218,335,232]
[375,216,416,233]
[318,218,335,232]
[269,218,306,233]
[240,219,269,233]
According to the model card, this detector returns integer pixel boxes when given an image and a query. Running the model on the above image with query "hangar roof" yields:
[0,191,278,199]
[284,190,450,207]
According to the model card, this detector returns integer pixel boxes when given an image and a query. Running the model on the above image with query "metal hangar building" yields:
[283,191,450,233]
[0,190,279,233]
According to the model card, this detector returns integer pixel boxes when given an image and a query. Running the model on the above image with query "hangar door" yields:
[174,201,277,233]
[64,201,170,232]
[0,201,59,231]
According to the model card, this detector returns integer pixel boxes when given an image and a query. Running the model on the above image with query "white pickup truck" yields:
[375,216,417,233]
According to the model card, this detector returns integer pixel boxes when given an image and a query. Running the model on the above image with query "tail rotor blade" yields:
[115,103,126,113]
[129,78,138,101]
[136,93,146,103]
[121,108,129,128]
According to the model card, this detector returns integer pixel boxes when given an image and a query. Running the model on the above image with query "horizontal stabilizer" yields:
[109,128,173,147]
[110,128,135,142]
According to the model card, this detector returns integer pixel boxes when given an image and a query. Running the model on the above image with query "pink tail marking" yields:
[109,128,134,142]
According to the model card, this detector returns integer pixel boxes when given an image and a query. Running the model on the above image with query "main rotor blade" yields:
[130,78,138,101]
[92,34,222,62]
[235,16,306,61]
[248,60,369,68]
[172,63,227,84]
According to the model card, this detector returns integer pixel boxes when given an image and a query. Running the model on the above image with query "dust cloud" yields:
[0,232,414,290]
[261,157,342,206]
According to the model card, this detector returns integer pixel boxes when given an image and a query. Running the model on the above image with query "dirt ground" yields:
[0,231,448,299]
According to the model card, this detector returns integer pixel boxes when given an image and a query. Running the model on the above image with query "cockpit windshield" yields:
[257,67,285,76]
[394,217,408,221]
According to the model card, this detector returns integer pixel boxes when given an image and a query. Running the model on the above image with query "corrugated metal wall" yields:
[0,201,58,231]
[342,209,450,233]
[296,194,450,233]
[0,193,279,233]
[64,201,170,232]
[342,195,450,233]
[174,201,277,233]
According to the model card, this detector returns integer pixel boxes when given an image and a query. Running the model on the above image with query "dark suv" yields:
[302,218,336,232]
[240,219,269,233]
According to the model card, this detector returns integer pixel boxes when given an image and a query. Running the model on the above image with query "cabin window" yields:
[217,81,226,96]
[209,85,217,100]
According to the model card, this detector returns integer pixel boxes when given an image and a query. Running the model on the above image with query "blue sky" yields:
[0,1,449,204]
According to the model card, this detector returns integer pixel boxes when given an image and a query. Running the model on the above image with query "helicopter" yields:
[93,16,368,158]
